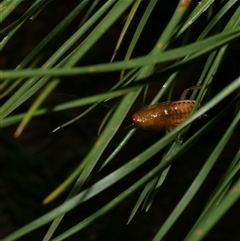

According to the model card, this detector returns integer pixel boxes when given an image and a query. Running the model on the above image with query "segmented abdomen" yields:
[158,100,195,129]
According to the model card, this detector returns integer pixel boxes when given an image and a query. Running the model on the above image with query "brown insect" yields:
[132,86,206,132]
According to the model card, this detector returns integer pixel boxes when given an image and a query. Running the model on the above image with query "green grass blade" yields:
[110,0,142,62]
[78,0,100,27]
[1,0,53,46]
[52,103,99,132]
[97,106,115,135]
[14,79,60,137]
[2,27,239,80]
[176,0,216,37]
[0,0,21,22]
[187,150,240,235]
[127,182,153,224]
[63,0,134,67]
[197,0,239,39]
[207,151,240,205]
[144,166,171,212]
[184,179,240,241]
[120,0,157,78]
[99,128,136,170]
[16,0,90,70]
[0,85,140,128]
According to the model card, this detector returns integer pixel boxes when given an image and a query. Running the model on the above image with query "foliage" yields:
[1,0,239,240]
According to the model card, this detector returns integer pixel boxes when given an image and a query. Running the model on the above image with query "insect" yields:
[132,86,206,132]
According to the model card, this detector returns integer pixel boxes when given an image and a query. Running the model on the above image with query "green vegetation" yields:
[1,0,239,240]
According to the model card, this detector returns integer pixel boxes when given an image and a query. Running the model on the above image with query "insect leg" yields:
[180,85,203,100]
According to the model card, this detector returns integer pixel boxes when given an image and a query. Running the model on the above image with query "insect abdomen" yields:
[160,100,195,129]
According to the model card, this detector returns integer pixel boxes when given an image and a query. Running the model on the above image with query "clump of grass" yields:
[1,1,239,241]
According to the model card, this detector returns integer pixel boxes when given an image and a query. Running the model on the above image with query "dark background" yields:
[1,1,239,240]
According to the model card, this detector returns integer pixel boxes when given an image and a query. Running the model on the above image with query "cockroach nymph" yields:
[132,86,206,132]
